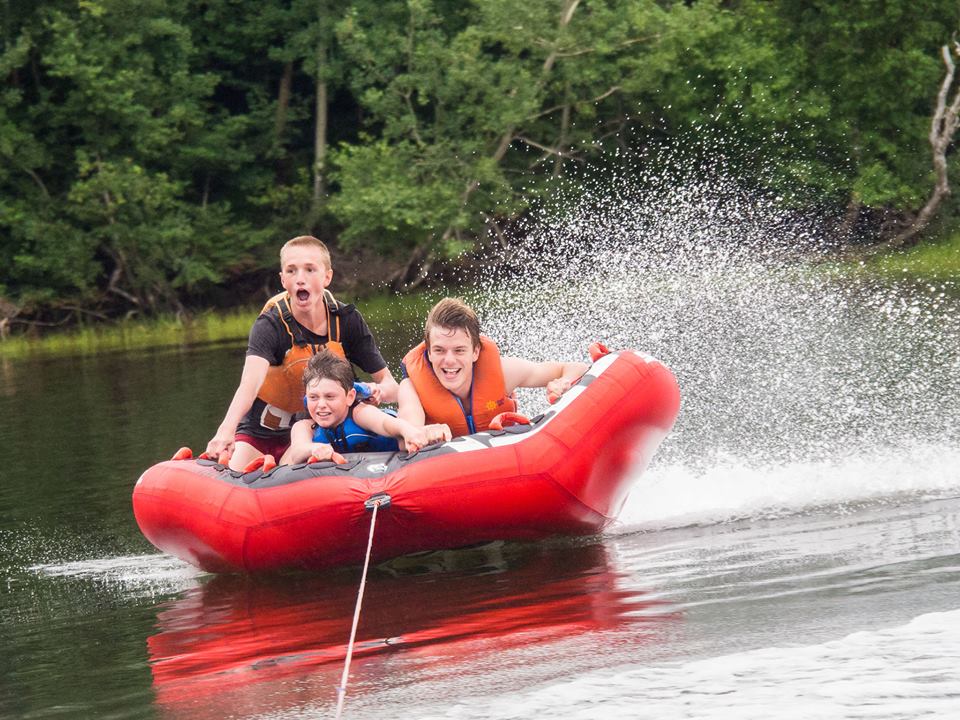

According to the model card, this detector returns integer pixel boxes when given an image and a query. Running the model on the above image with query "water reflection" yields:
[148,541,676,719]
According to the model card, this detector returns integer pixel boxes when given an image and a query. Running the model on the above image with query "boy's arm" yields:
[280,420,344,465]
[206,355,270,456]
[279,420,315,465]
[501,356,589,403]
[397,378,427,426]
[367,367,399,404]
[341,308,398,404]
[353,404,450,452]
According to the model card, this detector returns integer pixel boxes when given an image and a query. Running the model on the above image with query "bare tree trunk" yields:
[837,193,862,242]
[0,295,20,341]
[273,61,293,146]
[312,47,328,214]
[553,91,571,177]
[868,43,960,254]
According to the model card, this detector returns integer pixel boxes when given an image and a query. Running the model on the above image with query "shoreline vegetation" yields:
[2,239,956,360]
[863,230,960,282]
[0,292,437,360]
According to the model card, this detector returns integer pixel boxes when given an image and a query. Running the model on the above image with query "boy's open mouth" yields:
[296,289,310,302]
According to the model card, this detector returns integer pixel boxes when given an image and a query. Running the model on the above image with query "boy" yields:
[398,298,589,437]
[281,351,450,464]
[205,236,399,470]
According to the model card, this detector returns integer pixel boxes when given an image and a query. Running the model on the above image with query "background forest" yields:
[2,0,959,328]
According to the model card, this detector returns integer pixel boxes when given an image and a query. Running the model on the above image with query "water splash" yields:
[471,150,960,522]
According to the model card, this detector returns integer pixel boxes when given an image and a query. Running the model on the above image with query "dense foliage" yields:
[2,0,958,323]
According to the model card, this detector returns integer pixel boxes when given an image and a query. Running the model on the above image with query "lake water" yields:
[2,244,960,719]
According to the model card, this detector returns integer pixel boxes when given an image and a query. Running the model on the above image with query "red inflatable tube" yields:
[132,350,680,573]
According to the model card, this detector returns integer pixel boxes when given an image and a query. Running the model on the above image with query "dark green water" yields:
[0,312,426,718]
[3,282,960,720]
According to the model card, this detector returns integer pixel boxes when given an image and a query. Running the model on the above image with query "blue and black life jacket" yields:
[311,393,400,453]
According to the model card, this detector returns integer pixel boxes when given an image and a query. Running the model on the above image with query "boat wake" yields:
[612,442,960,532]
[29,553,202,595]
[470,157,960,529]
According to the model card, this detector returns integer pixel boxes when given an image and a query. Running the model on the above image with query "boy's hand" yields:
[545,377,574,404]
[401,427,428,454]
[416,424,452,450]
[307,442,346,465]
[364,382,383,405]
[402,424,450,453]
[205,435,234,458]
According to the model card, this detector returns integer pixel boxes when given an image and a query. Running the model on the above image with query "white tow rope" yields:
[334,497,384,719]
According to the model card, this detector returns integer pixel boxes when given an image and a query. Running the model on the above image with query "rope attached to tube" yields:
[333,495,387,720]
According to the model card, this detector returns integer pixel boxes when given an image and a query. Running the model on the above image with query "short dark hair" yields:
[424,298,481,349]
[302,350,353,392]
[280,235,332,269]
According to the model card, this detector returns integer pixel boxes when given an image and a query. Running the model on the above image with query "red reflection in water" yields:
[148,542,677,718]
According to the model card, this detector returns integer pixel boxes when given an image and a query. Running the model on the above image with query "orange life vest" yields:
[402,336,517,437]
[256,289,345,416]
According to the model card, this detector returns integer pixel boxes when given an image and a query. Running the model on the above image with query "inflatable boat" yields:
[133,347,680,573]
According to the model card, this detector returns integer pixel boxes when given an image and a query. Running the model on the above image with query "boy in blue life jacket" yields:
[280,351,451,464]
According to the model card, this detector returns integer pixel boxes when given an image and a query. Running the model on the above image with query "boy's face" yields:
[427,326,480,398]
[280,245,333,312]
[305,378,356,428]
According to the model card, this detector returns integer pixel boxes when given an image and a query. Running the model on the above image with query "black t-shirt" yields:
[246,302,386,372]
[237,302,387,438]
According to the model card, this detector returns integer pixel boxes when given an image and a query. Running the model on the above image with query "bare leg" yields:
[228,441,262,471]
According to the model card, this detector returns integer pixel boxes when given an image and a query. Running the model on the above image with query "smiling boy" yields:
[280,351,449,464]
[205,236,398,470]
[398,298,588,437]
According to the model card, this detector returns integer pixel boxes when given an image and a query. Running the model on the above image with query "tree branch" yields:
[866,42,960,254]
[525,85,621,122]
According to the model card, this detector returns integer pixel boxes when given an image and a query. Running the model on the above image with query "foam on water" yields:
[423,609,960,720]
[613,443,960,532]
[470,155,960,524]
[28,553,202,596]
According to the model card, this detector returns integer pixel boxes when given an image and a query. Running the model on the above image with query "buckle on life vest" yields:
[260,404,296,431]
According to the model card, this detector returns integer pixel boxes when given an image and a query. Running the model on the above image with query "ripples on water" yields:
[423,609,960,720]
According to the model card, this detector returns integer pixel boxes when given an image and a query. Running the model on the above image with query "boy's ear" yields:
[346,387,357,405]
[323,266,333,287]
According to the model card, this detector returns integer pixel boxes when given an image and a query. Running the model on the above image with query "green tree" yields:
[331,0,702,287]
[2,0,257,318]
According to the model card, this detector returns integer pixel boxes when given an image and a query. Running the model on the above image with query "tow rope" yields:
[334,493,391,719]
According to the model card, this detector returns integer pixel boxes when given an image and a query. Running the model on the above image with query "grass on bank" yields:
[0,306,257,361]
[0,293,436,361]
[863,230,960,281]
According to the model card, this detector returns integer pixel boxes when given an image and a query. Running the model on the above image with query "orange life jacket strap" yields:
[255,290,346,416]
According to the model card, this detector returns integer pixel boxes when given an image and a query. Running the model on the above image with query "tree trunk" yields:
[553,91,572,177]
[273,61,293,146]
[868,43,960,254]
[311,47,328,214]
[446,2,581,239]
[837,193,862,243]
